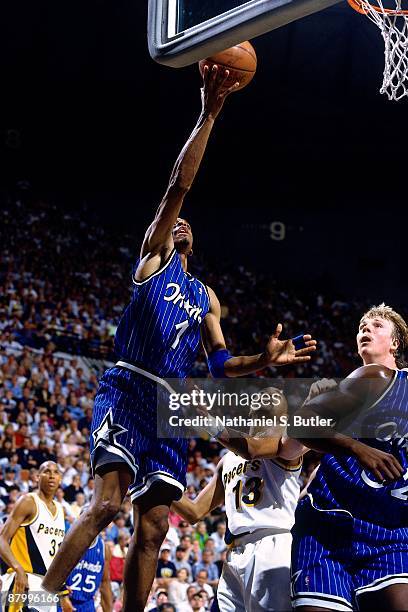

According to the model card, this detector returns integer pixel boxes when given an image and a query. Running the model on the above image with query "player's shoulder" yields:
[205,285,219,313]
[347,363,396,381]
[340,363,396,401]
[10,492,37,522]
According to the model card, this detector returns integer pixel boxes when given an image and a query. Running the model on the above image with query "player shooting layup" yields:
[43,67,316,611]
[290,304,408,611]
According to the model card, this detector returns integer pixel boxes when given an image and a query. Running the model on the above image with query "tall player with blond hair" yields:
[289,304,408,612]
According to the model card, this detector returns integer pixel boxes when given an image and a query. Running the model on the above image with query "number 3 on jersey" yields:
[171,319,189,349]
[233,477,264,511]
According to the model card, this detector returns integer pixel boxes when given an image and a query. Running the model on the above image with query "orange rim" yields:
[348,0,408,14]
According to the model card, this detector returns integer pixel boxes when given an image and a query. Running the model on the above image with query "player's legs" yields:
[358,584,408,611]
[122,483,178,612]
[2,572,59,612]
[217,556,246,612]
[291,508,354,612]
[247,533,292,611]
[42,466,132,593]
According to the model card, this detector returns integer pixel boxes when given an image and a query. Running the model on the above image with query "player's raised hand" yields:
[264,324,317,367]
[201,64,240,119]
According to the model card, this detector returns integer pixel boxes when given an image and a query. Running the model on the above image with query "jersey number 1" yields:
[171,319,189,349]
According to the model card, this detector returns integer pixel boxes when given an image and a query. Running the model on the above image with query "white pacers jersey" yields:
[222,452,302,539]
[9,493,65,575]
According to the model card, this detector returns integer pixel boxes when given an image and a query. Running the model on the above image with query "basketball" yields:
[198,41,257,91]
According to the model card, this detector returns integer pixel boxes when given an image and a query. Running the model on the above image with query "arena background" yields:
[0,1,406,610]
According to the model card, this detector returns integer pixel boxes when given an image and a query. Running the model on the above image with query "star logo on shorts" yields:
[92,410,127,447]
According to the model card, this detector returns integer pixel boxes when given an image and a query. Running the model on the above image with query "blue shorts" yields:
[70,601,95,612]
[90,365,187,503]
[291,495,408,611]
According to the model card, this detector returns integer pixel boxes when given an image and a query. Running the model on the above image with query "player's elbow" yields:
[168,177,191,197]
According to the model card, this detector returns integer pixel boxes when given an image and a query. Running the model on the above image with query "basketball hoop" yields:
[348,0,408,100]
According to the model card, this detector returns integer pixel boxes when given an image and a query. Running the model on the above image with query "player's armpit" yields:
[140,185,187,260]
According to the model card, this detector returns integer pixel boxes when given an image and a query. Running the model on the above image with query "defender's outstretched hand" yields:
[201,64,240,119]
[264,324,317,367]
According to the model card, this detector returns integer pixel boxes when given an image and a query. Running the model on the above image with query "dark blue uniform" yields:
[67,536,105,612]
[90,249,210,500]
[291,369,408,611]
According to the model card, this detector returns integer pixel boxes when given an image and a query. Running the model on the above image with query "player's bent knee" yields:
[91,498,122,527]
[140,507,170,546]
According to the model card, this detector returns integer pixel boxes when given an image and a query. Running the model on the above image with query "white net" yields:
[354,0,408,100]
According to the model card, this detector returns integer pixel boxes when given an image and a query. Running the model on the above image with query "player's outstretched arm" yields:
[201,286,317,377]
[288,365,404,482]
[136,67,239,281]
[0,495,36,594]
[171,461,225,523]
[100,543,113,612]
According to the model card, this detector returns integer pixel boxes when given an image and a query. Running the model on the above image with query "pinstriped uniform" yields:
[90,249,210,501]
[291,369,408,610]
[67,535,105,611]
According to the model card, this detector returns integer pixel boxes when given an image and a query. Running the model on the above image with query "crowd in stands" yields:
[0,190,406,610]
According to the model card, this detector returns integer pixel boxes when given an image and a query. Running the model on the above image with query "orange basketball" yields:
[198,41,257,91]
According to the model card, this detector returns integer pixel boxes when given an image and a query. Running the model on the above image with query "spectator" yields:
[209,521,226,556]
[191,570,214,600]
[193,521,209,552]
[110,532,129,593]
[63,473,84,503]
[168,568,190,607]
[156,547,177,587]
[192,551,219,587]
[16,437,37,469]
[174,545,193,581]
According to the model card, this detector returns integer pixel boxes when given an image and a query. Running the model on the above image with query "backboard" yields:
[148,0,343,67]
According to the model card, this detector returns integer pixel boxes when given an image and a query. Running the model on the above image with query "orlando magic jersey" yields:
[306,368,408,527]
[115,249,210,377]
[222,452,302,541]
[67,535,105,607]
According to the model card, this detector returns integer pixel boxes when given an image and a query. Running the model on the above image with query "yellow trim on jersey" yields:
[271,457,303,471]
[9,526,34,574]
[20,493,39,527]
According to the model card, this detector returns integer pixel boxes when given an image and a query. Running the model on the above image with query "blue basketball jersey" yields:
[67,535,105,605]
[306,368,408,528]
[114,249,210,377]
